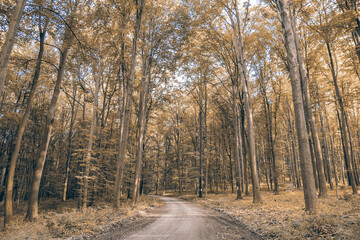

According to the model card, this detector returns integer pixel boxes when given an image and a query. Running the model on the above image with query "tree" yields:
[113,0,145,210]
[4,6,49,227]
[26,3,77,220]
[277,0,317,213]
[290,2,328,198]
[228,0,261,203]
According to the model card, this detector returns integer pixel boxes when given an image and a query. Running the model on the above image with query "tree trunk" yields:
[199,106,203,198]
[175,112,183,195]
[230,1,261,203]
[204,82,208,198]
[307,122,319,190]
[0,0,26,98]
[325,109,339,196]
[291,13,328,198]
[4,19,47,227]
[82,61,100,212]
[240,108,249,196]
[232,84,243,199]
[288,112,301,188]
[113,0,145,210]
[315,81,334,189]
[278,0,317,213]
[319,110,333,189]
[260,76,279,194]
[225,134,234,193]
[326,42,357,194]
[63,87,77,202]
[132,50,151,205]
[25,12,75,220]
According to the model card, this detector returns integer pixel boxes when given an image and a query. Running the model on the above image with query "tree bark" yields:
[25,11,75,220]
[4,17,47,227]
[260,72,279,194]
[199,106,203,198]
[326,42,357,194]
[288,111,301,188]
[175,112,183,195]
[63,86,77,201]
[113,0,145,210]
[278,0,317,213]
[82,61,100,212]
[232,83,243,199]
[230,0,261,203]
[240,107,249,195]
[132,49,151,205]
[291,13,328,198]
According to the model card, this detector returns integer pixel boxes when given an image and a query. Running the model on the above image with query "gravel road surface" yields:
[96,196,261,240]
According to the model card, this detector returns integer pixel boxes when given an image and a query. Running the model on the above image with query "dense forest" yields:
[0,0,359,238]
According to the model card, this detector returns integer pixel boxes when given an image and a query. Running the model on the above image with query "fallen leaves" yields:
[185,186,360,239]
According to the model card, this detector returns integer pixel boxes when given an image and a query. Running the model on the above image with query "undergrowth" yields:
[0,195,163,240]
[184,185,360,239]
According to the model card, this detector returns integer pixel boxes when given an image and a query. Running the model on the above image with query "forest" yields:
[0,0,359,239]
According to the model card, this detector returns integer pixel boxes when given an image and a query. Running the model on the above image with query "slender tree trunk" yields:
[319,110,333,189]
[175,113,183,195]
[291,14,328,198]
[63,88,77,202]
[26,12,75,220]
[82,61,100,212]
[199,106,203,198]
[225,134,234,193]
[232,84,243,199]
[0,0,26,98]
[315,81,334,189]
[278,0,317,213]
[345,116,359,185]
[240,108,249,195]
[204,83,208,198]
[132,52,151,205]
[155,142,160,195]
[325,110,339,196]
[326,42,357,194]
[231,1,261,203]
[307,122,319,190]
[288,113,301,188]
[4,19,47,227]
[113,0,145,210]
[261,79,279,194]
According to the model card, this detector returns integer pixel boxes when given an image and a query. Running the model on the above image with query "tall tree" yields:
[82,60,100,212]
[4,8,48,227]
[228,0,261,203]
[25,4,76,220]
[290,6,328,198]
[113,0,145,210]
[277,0,317,213]
[132,30,152,205]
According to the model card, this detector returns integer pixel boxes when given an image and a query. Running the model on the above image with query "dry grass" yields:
[186,185,360,239]
[0,196,163,240]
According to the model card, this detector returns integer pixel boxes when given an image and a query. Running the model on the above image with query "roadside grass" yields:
[0,195,163,240]
[180,185,360,239]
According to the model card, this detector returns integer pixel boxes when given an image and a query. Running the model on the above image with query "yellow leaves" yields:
[1,110,22,124]
[329,9,359,31]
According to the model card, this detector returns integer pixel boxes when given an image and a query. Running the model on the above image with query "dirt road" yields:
[95,196,260,240]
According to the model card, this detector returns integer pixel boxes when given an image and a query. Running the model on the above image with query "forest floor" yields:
[0,195,163,240]
[0,185,359,240]
[180,184,360,239]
